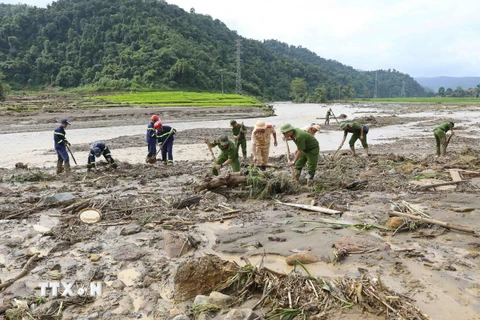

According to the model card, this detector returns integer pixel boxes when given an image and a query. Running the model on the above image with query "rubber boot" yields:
[64,162,71,175]
[56,159,64,174]
[306,173,314,186]
[291,169,301,182]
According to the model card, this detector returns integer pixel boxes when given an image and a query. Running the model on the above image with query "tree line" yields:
[435,85,480,98]
[0,0,428,101]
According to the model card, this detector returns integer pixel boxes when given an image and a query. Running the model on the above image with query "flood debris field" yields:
[1,96,480,320]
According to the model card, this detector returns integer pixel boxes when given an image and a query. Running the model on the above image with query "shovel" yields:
[204,139,216,162]
[66,145,77,165]
[329,109,340,124]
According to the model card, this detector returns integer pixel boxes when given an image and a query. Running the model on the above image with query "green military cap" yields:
[230,120,237,125]
[340,123,348,129]
[280,123,295,133]
[219,135,229,146]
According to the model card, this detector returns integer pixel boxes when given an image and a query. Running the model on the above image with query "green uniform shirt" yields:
[344,122,364,136]
[232,124,247,140]
[435,122,453,133]
[293,128,319,153]
[212,138,238,160]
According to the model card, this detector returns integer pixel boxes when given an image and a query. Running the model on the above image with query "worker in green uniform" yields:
[325,108,332,125]
[338,122,369,156]
[433,122,454,156]
[280,123,320,182]
[230,120,248,160]
[205,135,240,176]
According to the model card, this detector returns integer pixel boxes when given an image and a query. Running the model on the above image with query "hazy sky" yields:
[3,0,480,77]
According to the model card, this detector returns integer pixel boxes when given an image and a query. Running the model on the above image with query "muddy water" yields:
[198,220,480,320]
[2,102,480,169]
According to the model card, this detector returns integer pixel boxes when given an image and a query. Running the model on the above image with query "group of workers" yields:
[52,110,455,182]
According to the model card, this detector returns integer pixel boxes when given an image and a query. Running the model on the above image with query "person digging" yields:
[205,135,240,176]
[433,121,454,156]
[280,123,319,183]
[87,141,117,172]
[338,122,370,156]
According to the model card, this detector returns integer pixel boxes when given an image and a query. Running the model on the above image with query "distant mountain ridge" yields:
[415,76,480,91]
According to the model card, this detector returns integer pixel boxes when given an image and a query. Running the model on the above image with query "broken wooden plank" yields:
[448,170,462,182]
[389,211,476,234]
[415,180,461,190]
[275,200,342,215]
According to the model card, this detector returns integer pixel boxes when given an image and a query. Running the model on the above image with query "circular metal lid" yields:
[79,208,102,224]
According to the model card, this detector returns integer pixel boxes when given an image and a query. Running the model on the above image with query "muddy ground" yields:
[1,95,480,320]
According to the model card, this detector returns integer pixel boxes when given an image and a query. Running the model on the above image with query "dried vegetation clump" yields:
[217,264,430,320]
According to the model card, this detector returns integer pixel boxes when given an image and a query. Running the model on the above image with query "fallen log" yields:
[195,174,247,192]
[275,200,342,216]
[0,253,39,290]
[414,180,461,190]
[389,211,476,234]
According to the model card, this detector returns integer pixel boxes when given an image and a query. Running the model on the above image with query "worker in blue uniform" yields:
[146,115,160,163]
[87,141,117,172]
[53,119,71,175]
[155,121,177,165]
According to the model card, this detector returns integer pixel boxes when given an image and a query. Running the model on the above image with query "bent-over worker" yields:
[155,121,177,165]
[433,122,454,156]
[87,141,117,172]
[338,122,369,156]
[280,123,319,182]
[251,120,277,170]
[205,135,240,176]
[303,124,321,136]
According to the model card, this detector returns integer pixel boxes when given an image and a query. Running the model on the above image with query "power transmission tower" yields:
[219,69,226,95]
[374,71,378,98]
[235,40,242,95]
[400,80,406,97]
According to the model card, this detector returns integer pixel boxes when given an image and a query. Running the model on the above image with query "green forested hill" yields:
[0,0,427,100]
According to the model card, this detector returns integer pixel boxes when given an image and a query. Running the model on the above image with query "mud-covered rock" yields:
[334,235,391,253]
[119,224,142,236]
[112,244,146,261]
[224,308,257,320]
[173,256,236,301]
[208,291,232,307]
[42,193,76,206]
[164,232,188,258]
[286,250,322,265]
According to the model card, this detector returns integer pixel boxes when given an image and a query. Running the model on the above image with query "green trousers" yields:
[433,129,447,156]
[236,138,247,158]
[294,147,320,177]
[212,153,240,176]
[349,133,368,149]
